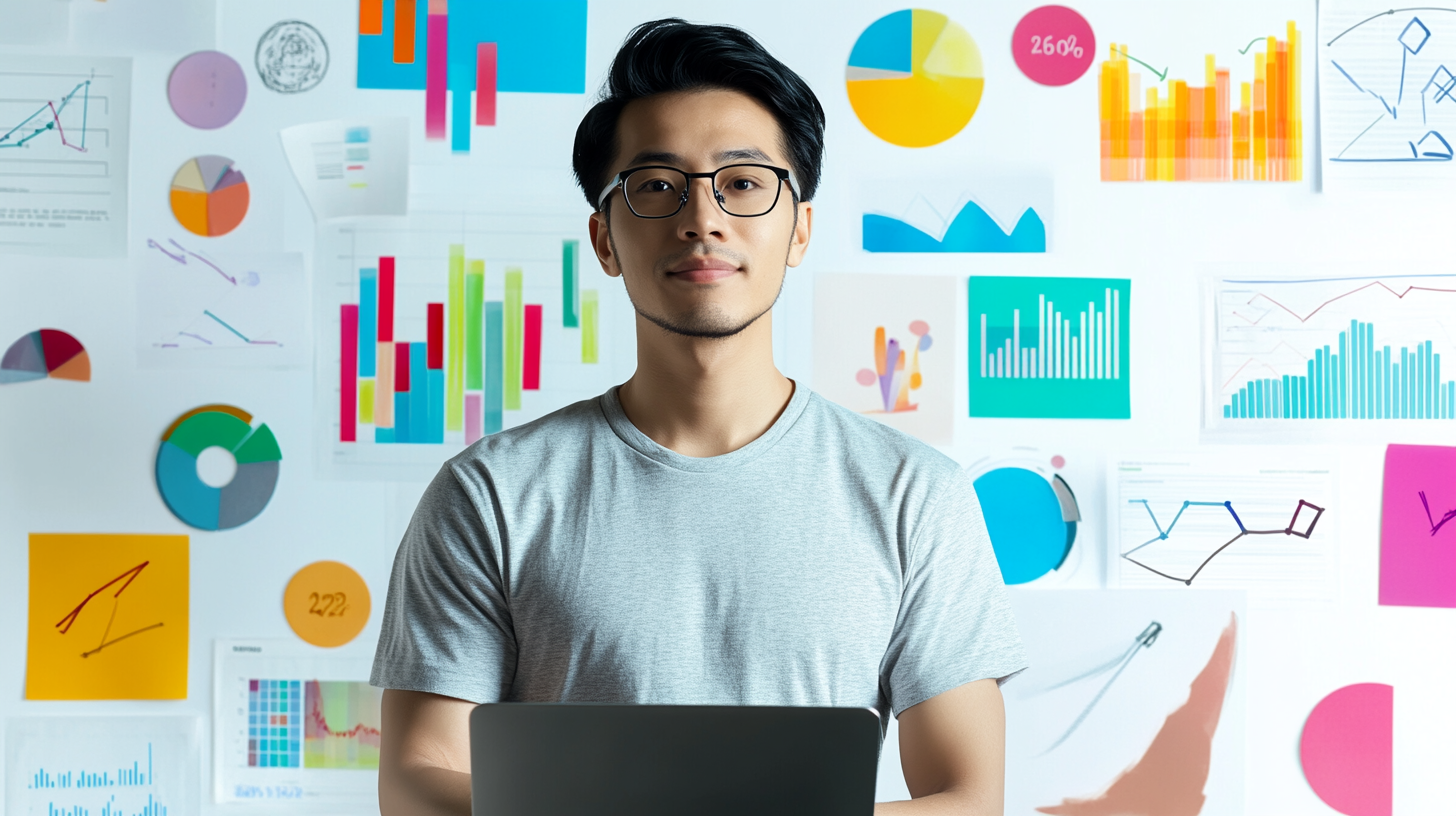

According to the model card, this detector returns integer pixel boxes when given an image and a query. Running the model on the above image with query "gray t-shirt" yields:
[372,384,1026,723]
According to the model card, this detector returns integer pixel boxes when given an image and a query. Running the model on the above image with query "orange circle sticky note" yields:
[283,561,370,647]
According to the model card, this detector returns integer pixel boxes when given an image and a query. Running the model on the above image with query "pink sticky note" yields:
[1379,444,1456,607]
[1300,683,1393,816]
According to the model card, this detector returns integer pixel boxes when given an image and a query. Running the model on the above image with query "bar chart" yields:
[1208,274,1456,434]
[1099,21,1302,181]
[969,276,1131,418]
[6,717,195,816]
[318,214,625,477]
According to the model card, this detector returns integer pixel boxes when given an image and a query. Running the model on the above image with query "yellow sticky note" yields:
[27,533,190,700]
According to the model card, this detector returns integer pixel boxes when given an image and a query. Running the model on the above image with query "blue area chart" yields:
[973,466,1080,584]
[863,201,1046,252]
[155,405,281,531]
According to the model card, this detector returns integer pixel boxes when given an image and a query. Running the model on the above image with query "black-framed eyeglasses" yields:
[596,163,802,219]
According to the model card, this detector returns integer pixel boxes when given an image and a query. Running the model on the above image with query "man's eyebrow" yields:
[622,147,775,168]
[625,150,685,166]
[715,147,772,163]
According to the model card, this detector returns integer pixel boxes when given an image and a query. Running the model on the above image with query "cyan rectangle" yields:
[360,268,378,377]
[395,391,411,444]
[427,368,445,444]
[410,342,428,443]
[484,301,503,434]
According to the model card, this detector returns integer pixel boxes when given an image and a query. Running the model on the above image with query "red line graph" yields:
[54,562,148,633]
[305,681,382,745]
[1232,280,1456,326]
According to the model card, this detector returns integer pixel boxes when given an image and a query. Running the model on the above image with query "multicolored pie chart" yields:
[0,329,90,384]
[170,155,250,237]
[846,9,985,147]
[972,455,1081,584]
[156,404,281,531]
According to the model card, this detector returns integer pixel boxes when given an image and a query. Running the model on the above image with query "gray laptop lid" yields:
[469,704,881,816]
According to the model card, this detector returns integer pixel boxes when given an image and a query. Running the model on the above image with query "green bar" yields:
[581,289,599,364]
[505,268,523,410]
[446,244,465,431]
[465,260,484,391]
[562,239,580,328]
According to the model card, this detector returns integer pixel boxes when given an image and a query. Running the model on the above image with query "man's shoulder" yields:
[798,390,962,481]
[447,394,607,477]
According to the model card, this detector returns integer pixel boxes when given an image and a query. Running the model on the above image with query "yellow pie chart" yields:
[846,9,984,148]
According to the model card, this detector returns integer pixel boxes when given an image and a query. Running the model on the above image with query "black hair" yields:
[572,18,826,209]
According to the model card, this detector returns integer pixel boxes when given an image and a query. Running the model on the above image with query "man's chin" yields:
[636,306,764,340]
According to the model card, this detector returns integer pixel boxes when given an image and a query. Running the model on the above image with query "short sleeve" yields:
[370,464,516,704]
[880,468,1028,716]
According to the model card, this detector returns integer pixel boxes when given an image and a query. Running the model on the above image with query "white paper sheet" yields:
[280,118,409,220]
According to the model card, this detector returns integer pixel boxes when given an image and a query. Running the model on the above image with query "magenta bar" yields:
[341,304,359,442]
[1379,444,1456,607]
[424,9,448,140]
[465,392,483,444]
[476,42,497,126]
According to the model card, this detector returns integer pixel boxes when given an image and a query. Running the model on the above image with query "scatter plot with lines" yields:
[1111,454,1337,600]
[214,640,381,806]
[1320,2,1456,185]
[1206,273,1456,440]
[25,534,190,700]
[136,237,306,369]
[0,55,131,256]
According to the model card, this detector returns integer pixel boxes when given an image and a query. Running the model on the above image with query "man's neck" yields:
[617,311,793,458]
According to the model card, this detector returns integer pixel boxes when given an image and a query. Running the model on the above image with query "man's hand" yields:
[379,689,475,816]
[875,678,1007,815]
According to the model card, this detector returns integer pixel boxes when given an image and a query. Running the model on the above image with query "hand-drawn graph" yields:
[356,0,587,152]
[6,716,197,816]
[1380,444,1456,608]
[1320,2,1456,182]
[26,534,190,700]
[215,640,380,805]
[814,274,955,445]
[0,55,130,256]
[1099,21,1303,181]
[1206,274,1456,437]
[317,213,628,478]
[969,276,1130,419]
[1004,590,1245,816]
[1112,455,1337,600]
[137,238,306,369]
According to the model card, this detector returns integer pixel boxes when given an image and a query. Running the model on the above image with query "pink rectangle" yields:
[424,12,448,140]
[476,42,497,126]
[340,305,359,442]
[465,392,483,444]
[378,256,395,342]
[1379,444,1456,607]
[523,304,542,390]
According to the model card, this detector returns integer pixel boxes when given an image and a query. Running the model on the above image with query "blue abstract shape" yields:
[848,10,914,72]
[863,201,1047,253]
[973,467,1073,585]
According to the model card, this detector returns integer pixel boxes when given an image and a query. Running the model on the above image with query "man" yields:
[373,18,1025,816]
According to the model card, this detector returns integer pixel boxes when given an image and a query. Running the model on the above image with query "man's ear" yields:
[588,210,621,278]
[785,201,813,268]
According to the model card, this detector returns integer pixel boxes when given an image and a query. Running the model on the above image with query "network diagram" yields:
[1328,11,1456,162]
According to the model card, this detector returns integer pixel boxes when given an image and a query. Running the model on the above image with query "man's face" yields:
[589,88,812,339]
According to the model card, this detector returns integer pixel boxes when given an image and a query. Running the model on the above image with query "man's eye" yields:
[637,179,675,193]
[729,178,757,190]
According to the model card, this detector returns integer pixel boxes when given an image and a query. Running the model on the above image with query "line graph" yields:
[55,562,165,659]
[1122,499,1325,584]
[1113,456,1337,599]
[1420,490,1456,535]
[0,55,131,256]
[1037,621,1163,754]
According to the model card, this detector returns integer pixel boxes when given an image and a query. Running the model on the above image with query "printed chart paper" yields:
[1204,273,1456,442]
[1320,1,1456,187]
[1379,444,1456,608]
[5,716,199,816]
[213,640,381,806]
[26,534,190,700]
[0,55,130,257]
[859,178,1051,253]
[136,238,307,369]
[813,274,956,445]
[1005,590,1245,816]
[1110,453,1337,601]
[280,118,408,220]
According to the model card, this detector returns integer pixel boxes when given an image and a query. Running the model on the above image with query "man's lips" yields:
[667,258,739,283]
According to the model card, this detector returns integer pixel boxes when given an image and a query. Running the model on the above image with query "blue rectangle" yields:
[395,392,411,443]
[359,268,377,377]
[410,342,428,443]
[357,0,427,89]
[452,86,471,152]
[484,301,504,434]
[427,368,445,443]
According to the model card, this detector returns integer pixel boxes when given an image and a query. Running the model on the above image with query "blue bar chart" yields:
[6,717,194,816]
[1208,274,1456,436]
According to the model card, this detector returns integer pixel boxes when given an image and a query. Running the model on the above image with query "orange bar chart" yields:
[1099,21,1301,182]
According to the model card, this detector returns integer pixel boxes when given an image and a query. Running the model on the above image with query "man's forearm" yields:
[379,763,471,816]
[875,785,999,816]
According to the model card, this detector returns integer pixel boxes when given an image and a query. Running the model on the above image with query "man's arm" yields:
[379,689,475,816]
[875,678,1006,816]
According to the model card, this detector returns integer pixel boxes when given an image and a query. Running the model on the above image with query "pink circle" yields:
[909,320,930,336]
[1012,6,1096,87]
[168,51,248,129]
[855,369,877,386]
[1051,455,1066,469]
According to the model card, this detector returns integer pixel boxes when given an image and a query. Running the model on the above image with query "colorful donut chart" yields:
[156,404,281,531]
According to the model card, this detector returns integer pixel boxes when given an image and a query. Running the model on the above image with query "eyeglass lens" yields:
[622,165,783,218]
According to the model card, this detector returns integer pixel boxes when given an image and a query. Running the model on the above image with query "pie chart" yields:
[0,329,90,384]
[971,455,1081,584]
[846,9,984,147]
[170,155,250,237]
[156,404,281,531]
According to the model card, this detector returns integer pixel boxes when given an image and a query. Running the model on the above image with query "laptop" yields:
[469,704,882,816]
